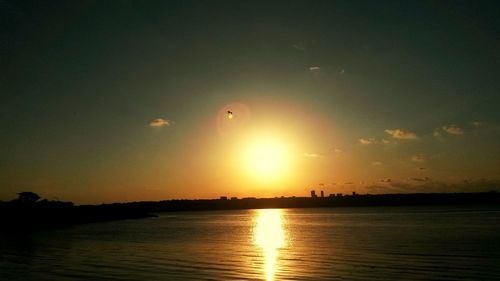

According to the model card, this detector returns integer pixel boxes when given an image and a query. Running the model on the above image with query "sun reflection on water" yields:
[254,209,286,281]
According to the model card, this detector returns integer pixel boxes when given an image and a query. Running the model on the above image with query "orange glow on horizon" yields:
[166,100,340,201]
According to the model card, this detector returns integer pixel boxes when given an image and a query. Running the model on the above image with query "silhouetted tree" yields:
[17,192,40,203]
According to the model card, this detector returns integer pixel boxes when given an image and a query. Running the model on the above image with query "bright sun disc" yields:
[244,137,289,180]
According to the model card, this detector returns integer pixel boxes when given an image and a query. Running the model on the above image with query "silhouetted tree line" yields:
[1,191,499,230]
[0,192,153,230]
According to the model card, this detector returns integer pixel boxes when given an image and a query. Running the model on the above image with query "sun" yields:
[243,137,290,181]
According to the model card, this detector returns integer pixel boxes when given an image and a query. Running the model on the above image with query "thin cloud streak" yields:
[303,153,322,158]
[359,138,376,145]
[471,121,482,128]
[442,125,464,135]
[365,179,500,194]
[149,118,171,127]
[412,154,425,163]
[384,129,417,140]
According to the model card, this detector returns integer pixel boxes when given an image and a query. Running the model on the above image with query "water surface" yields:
[1,206,499,280]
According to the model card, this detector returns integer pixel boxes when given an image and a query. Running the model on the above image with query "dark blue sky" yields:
[1,1,500,203]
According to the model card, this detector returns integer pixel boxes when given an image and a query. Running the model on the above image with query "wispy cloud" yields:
[365,179,500,194]
[149,118,171,127]
[410,177,429,182]
[372,161,383,166]
[380,178,392,183]
[333,148,343,153]
[442,125,463,135]
[359,138,376,145]
[309,66,321,72]
[358,138,393,145]
[303,153,322,158]
[293,42,306,51]
[411,154,425,163]
[433,128,442,137]
[384,129,417,140]
[471,121,482,128]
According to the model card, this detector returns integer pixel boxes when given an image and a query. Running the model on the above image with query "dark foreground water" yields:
[1,206,500,280]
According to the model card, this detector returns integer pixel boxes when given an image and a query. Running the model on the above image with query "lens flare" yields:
[215,103,250,136]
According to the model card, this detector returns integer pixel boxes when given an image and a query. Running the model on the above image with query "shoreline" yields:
[1,192,498,230]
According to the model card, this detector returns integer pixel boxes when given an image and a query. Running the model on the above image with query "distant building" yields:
[310,190,317,198]
[352,192,357,196]
[320,190,324,198]
[336,193,343,197]
[220,196,228,200]
[230,197,238,200]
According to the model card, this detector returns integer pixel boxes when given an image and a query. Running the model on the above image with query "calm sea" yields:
[1,206,500,280]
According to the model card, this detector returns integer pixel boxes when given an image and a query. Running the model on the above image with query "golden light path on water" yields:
[254,209,286,281]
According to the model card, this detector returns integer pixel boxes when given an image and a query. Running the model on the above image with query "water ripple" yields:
[1,207,500,280]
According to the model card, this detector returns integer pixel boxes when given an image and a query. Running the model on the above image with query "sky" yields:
[1,0,500,204]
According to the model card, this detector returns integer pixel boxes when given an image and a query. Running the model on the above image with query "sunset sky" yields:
[2,1,500,204]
